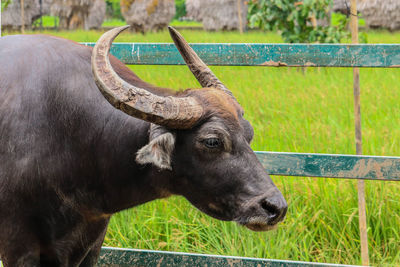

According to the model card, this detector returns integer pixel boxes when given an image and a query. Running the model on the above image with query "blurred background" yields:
[1,0,399,39]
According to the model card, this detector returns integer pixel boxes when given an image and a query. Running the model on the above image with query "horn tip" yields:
[118,25,131,32]
[167,26,179,37]
[109,25,131,36]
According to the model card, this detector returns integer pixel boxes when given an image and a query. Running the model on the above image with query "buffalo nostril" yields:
[261,200,279,216]
[260,196,288,225]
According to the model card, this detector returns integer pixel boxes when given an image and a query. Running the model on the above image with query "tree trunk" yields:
[20,0,25,33]
[120,0,175,33]
[50,0,93,30]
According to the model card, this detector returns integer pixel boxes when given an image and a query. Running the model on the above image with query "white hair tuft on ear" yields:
[136,132,175,170]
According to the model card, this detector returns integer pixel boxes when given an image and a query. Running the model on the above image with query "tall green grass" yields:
[4,29,400,265]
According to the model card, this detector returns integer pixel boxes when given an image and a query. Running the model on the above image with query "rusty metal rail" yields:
[256,152,400,181]
[98,247,359,267]
[82,42,400,67]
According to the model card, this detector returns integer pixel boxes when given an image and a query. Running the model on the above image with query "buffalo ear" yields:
[136,125,175,170]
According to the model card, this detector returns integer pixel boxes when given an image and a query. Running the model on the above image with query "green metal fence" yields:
[98,247,359,267]
[83,42,400,67]
[87,42,400,266]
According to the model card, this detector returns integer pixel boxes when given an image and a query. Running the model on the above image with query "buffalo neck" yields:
[75,111,173,215]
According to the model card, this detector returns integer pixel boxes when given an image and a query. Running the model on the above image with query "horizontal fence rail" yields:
[83,43,400,67]
[98,247,359,267]
[256,152,400,181]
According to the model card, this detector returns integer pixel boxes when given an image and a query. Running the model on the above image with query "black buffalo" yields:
[0,26,287,266]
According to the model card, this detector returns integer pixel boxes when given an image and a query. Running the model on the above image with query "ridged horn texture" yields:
[91,26,203,129]
[168,26,233,97]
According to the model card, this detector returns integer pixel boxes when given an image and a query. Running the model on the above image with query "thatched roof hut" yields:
[358,0,400,31]
[50,0,93,30]
[185,0,201,21]
[120,0,175,33]
[87,0,106,29]
[333,0,400,31]
[2,0,41,30]
[186,0,247,31]
[332,0,349,15]
[1,0,104,30]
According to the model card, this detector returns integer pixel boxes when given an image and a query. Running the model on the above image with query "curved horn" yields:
[92,26,203,129]
[168,26,233,97]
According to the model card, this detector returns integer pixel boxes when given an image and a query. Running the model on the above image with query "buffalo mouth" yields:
[234,193,288,231]
[186,194,287,231]
[235,216,280,232]
[243,222,278,232]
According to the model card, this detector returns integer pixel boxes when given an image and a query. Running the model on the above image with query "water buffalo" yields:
[0,26,287,266]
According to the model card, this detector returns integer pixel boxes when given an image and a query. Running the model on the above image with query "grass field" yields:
[31,17,202,29]
[3,28,400,265]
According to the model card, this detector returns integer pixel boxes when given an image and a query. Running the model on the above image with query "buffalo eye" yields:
[203,138,222,149]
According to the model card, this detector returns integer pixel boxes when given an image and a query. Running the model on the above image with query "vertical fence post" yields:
[350,0,369,265]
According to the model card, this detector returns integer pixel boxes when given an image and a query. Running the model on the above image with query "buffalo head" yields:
[92,26,287,231]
